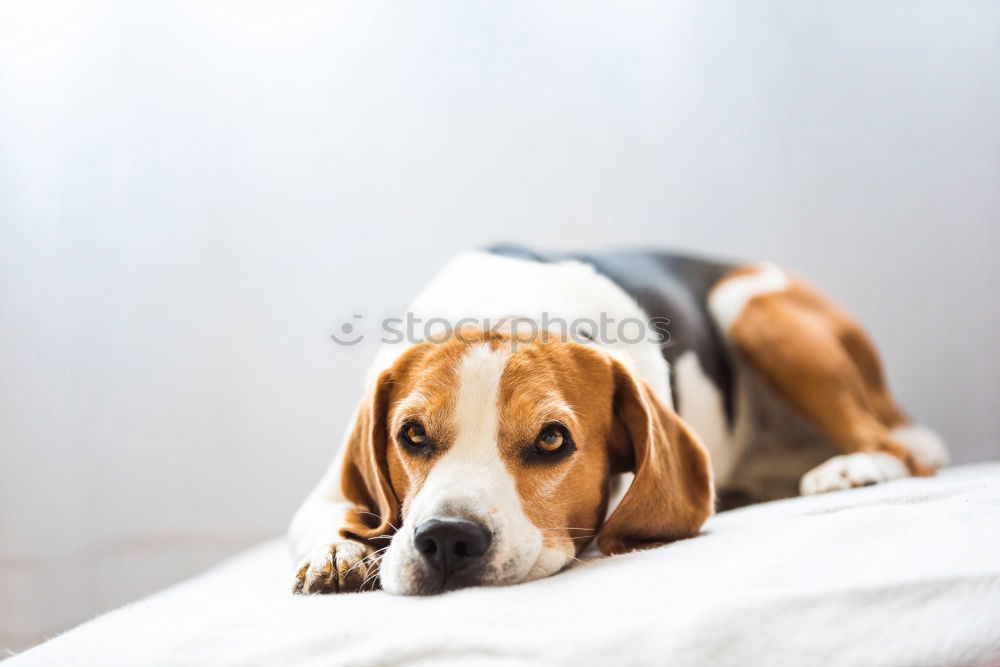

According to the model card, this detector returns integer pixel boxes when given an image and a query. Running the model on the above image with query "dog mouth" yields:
[391,538,557,596]
[407,562,492,595]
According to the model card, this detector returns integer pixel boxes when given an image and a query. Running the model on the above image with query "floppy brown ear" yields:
[337,370,400,545]
[596,360,714,555]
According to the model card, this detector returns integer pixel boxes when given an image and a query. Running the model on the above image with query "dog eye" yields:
[399,422,430,449]
[535,424,569,454]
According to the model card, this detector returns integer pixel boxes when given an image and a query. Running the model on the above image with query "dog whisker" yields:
[355,511,400,532]
[360,560,383,591]
[339,546,391,579]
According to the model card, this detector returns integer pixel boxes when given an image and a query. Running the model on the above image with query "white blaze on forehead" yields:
[405,342,526,525]
[452,343,509,455]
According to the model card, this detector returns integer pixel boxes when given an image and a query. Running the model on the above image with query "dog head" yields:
[335,328,712,595]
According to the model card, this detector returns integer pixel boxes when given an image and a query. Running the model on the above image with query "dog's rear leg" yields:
[709,267,933,495]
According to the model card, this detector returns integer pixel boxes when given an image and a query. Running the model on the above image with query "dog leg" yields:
[710,268,936,495]
[289,457,378,593]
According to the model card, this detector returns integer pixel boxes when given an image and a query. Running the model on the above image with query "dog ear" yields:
[337,369,400,545]
[596,360,714,555]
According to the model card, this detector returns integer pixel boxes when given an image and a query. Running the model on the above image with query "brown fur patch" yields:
[496,340,616,555]
[597,360,715,553]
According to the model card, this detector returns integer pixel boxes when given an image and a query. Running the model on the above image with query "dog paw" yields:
[800,453,908,495]
[292,541,375,594]
[890,424,950,470]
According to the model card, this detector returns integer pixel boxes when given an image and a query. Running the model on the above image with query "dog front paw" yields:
[292,541,376,594]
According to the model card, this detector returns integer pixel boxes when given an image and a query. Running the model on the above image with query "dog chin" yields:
[380,543,572,595]
[398,567,490,596]
[380,562,497,596]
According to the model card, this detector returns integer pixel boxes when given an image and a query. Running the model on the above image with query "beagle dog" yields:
[290,246,948,595]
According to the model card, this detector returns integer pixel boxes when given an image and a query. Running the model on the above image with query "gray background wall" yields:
[2,0,998,654]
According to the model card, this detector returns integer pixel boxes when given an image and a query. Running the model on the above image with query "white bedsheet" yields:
[11,464,1000,666]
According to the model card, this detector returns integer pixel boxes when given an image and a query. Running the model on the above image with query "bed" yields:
[11,463,1000,666]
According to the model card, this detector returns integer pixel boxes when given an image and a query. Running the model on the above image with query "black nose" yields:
[414,518,492,577]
